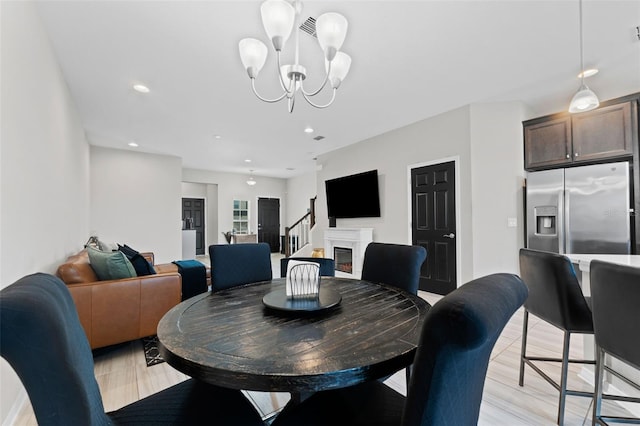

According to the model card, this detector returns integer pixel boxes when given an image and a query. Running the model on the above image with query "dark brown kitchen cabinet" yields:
[524,99,636,170]
[524,116,572,169]
[571,101,633,163]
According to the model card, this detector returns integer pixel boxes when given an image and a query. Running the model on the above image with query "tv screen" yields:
[325,170,381,219]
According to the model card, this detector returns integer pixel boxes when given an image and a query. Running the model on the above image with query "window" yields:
[233,200,249,234]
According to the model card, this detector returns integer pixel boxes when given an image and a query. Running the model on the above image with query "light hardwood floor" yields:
[10,256,638,425]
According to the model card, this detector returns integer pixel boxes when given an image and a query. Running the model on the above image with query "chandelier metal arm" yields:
[250,78,288,103]
[301,88,337,109]
[300,61,331,97]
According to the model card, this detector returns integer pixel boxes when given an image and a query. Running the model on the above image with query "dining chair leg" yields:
[519,309,529,387]
[406,365,412,387]
[592,347,605,426]
[557,331,572,425]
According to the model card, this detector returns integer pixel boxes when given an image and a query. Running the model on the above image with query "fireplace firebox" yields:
[334,247,353,274]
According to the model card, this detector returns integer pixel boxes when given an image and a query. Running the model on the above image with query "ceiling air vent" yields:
[313,135,325,141]
[300,17,317,38]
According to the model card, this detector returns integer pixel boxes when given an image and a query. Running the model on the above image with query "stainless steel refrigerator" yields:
[525,161,632,254]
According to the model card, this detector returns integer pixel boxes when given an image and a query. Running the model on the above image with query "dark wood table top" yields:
[157,277,430,393]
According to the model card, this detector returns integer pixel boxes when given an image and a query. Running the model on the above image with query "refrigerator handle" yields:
[563,187,569,254]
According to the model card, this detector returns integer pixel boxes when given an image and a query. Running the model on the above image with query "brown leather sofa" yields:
[56,249,210,349]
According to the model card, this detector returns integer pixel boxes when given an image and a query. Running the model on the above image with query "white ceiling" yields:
[35,1,640,179]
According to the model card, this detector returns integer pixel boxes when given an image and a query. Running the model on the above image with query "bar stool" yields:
[518,248,595,425]
[590,260,640,425]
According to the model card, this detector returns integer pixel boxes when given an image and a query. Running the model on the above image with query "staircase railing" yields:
[284,197,316,257]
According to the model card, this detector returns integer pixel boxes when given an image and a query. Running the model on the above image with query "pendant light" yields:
[247,170,257,186]
[569,0,599,113]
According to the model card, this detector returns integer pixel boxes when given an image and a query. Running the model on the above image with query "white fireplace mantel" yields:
[324,228,373,279]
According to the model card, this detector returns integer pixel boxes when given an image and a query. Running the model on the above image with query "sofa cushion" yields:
[87,246,137,280]
[118,244,156,276]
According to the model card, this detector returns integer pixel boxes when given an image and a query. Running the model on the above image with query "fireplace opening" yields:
[334,247,353,274]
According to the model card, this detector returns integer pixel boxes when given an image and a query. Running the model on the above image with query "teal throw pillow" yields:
[87,246,137,280]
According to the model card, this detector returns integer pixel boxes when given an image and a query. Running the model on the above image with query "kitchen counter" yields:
[567,254,640,276]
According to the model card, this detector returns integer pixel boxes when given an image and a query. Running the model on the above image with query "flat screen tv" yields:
[325,169,381,219]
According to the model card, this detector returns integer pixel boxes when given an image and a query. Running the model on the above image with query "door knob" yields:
[443,233,455,239]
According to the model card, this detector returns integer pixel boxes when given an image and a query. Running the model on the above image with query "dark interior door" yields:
[411,161,457,294]
[258,198,280,253]
[182,198,205,255]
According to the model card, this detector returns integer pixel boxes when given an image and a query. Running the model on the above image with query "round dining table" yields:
[157,277,430,394]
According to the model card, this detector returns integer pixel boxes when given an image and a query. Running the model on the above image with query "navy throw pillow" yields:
[118,244,139,258]
[118,244,156,276]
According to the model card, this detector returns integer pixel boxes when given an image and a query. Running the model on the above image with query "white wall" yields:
[0,2,91,422]
[469,102,527,277]
[316,106,475,284]
[315,102,528,285]
[285,171,317,226]
[90,146,182,263]
[182,168,287,245]
[181,182,207,199]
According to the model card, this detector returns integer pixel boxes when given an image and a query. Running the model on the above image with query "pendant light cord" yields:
[579,0,585,85]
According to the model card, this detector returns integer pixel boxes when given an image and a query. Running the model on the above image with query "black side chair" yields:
[590,260,640,425]
[209,242,272,291]
[361,242,427,295]
[280,257,335,278]
[0,273,265,426]
[271,273,528,426]
[519,248,595,425]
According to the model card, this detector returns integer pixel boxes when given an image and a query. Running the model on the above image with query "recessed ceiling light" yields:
[213,134,222,139]
[133,84,150,93]
[128,141,139,147]
[304,127,314,133]
[245,159,252,163]
[577,69,598,78]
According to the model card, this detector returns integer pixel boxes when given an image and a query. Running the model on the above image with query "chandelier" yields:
[238,0,351,113]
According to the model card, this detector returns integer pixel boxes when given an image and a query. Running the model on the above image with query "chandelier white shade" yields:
[568,0,599,113]
[238,0,351,113]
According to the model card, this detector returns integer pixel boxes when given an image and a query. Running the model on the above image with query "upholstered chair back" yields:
[402,273,528,425]
[519,248,593,332]
[361,242,427,295]
[209,242,272,291]
[1,273,111,425]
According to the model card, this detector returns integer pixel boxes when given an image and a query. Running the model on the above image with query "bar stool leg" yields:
[592,347,605,426]
[519,309,529,386]
[558,331,572,425]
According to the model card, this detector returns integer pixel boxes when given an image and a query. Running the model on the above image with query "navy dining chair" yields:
[0,272,265,426]
[361,242,427,385]
[361,242,427,295]
[271,273,528,426]
[209,242,272,291]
